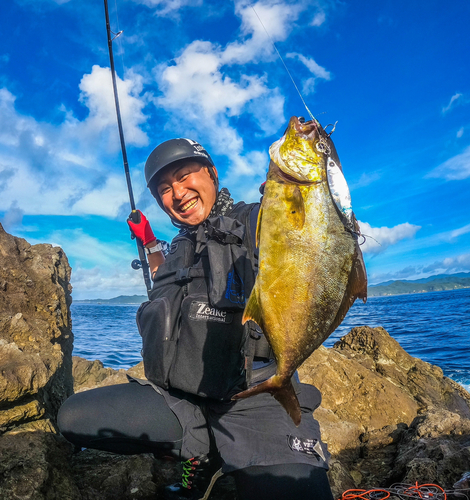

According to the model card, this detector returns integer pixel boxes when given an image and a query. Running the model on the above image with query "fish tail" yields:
[232,376,302,426]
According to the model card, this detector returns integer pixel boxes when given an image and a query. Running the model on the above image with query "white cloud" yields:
[350,171,381,190]
[310,11,326,27]
[49,229,131,266]
[1,0,330,226]
[0,201,24,231]
[423,253,470,274]
[78,65,148,149]
[449,224,470,239]
[42,229,149,299]
[0,65,149,217]
[457,127,464,138]
[287,52,331,80]
[131,0,202,16]
[358,220,421,254]
[71,265,147,300]
[426,145,470,180]
[157,41,268,120]
[442,92,462,114]
[286,52,331,95]
[368,252,470,284]
[226,0,307,64]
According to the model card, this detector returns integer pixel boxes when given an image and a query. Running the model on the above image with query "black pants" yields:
[58,383,333,500]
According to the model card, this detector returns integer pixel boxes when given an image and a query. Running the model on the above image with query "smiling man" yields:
[58,138,333,500]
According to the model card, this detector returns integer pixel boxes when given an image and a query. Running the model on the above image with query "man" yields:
[58,138,334,500]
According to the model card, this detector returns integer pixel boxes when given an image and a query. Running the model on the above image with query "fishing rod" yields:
[103,0,152,296]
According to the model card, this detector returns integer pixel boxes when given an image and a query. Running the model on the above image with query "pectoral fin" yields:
[285,185,305,230]
[256,205,263,247]
[242,288,263,329]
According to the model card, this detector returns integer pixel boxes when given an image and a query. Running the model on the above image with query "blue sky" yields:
[1,0,469,300]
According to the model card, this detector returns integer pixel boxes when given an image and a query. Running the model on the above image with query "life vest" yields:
[136,202,274,401]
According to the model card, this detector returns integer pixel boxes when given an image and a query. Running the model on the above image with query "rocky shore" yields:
[2,223,470,499]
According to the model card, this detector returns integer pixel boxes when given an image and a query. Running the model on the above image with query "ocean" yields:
[71,288,470,392]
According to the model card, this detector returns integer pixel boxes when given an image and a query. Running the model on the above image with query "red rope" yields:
[338,482,447,500]
[404,482,446,499]
[339,489,390,500]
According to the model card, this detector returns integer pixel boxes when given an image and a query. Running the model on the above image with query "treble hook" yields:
[325,121,338,137]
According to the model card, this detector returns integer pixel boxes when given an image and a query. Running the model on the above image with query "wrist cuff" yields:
[145,242,163,255]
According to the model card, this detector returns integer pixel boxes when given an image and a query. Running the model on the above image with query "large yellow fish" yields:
[232,116,367,425]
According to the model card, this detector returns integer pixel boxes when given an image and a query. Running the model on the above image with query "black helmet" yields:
[145,138,216,189]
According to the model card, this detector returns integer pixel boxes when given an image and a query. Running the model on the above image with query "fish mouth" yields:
[292,116,321,140]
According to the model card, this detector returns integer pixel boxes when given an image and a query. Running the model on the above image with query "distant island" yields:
[73,272,470,303]
[74,294,148,305]
[367,272,470,297]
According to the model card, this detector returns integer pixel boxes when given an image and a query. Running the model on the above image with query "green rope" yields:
[181,458,194,488]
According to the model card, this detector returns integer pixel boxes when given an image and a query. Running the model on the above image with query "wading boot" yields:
[163,454,224,500]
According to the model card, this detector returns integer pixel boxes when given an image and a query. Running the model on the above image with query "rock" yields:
[299,343,419,445]
[70,450,237,500]
[393,408,470,487]
[127,361,146,379]
[71,450,160,500]
[71,357,146,393]
[298,326,470,497]
[334,326,470,417]
[72,357,129,393]
[0,431,80,499]
[0,224,73,433]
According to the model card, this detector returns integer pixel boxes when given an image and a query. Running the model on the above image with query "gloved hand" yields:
[127,210,156,246]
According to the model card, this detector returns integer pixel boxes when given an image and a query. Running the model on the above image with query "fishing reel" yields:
[131,259,142,270]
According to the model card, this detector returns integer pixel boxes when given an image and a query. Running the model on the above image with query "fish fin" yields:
[286,185,306,230]
[328,243,368,334]
[353,243,368,303]
[232,376,302,426]
[350,213,368,302]
[242,288,263,328]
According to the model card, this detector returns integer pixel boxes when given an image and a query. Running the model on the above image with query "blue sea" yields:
[71,288,470,392]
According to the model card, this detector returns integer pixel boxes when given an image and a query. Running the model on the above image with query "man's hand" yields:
[127,210,157,246]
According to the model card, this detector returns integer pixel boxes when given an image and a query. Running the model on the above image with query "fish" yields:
[232,115,367,425]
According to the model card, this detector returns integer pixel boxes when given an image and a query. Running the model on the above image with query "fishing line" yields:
[103,0,152,295]
[359,233,381,247]
[250,4,315,122]
[110,0,138,148]
[113,0,126,78]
